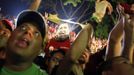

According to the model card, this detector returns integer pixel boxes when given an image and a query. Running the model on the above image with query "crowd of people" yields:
[0,0,134,75]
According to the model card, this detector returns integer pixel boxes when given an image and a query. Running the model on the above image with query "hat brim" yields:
[2,19,14,31]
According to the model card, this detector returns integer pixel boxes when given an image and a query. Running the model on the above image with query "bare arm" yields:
[105,17,124,60]
[56,24,93,75]
[105,5,125,60]
[122,16,134,64]
[29,0,41,11]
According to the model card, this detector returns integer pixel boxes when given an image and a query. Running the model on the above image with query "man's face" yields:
[7,22,43,60]
[0,23,11,48]
[56,23,69,40]
[49,52,64,70]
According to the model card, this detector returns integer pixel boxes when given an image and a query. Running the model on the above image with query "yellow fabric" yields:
[48,14,61,24]
[92,1,112,22]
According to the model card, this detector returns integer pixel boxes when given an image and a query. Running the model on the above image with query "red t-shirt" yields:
[44,39,70,57]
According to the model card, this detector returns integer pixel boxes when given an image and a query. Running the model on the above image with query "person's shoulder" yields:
[32,63,48,75]
[39,69,48,75]
[99,56,130,70]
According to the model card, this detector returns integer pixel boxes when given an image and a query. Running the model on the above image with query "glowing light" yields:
[61,19,82,26]
[61,19,84,31]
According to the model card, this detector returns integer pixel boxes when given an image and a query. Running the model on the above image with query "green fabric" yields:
[0,63,48,75]
[90,16,99,23]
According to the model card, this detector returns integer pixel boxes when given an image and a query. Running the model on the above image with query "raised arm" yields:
[103,14,134,75]
[105,5,125,60]
[122,15,134,64]
[102,4,134,75]
[29,0,41,11]
[56,24,93,75]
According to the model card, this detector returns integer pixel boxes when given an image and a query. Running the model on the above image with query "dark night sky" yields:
[0,0,93,21]
[0,0,29,16]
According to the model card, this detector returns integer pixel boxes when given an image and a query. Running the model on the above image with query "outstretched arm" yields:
[122,15,134,64]
[29,0,41,11]
[102,4,134,75]
[56,24,93,75]
[105,5,125,60]
[103,15,134,75]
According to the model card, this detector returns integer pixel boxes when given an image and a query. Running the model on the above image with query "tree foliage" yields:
[22,0,133,38]
[95,23,109,39]
[63,0,81,7]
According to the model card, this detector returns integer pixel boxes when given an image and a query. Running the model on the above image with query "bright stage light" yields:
[61,19,84,29]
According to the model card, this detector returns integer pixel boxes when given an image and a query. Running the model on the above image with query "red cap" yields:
[1,19,14,31]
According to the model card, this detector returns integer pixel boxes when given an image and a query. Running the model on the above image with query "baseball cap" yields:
[16,10,47,39]
[1,19,14,31]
